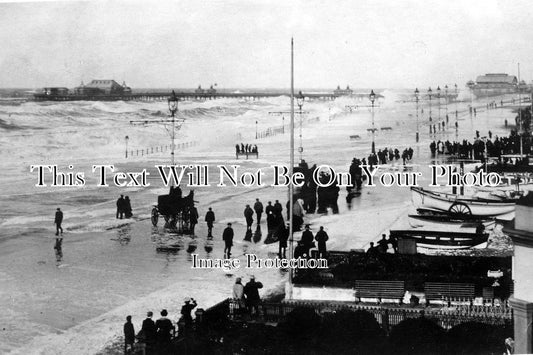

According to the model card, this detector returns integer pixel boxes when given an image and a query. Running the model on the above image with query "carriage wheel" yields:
[151,207,159,226]
[448,202,472,216]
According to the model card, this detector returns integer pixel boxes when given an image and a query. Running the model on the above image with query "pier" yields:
[32,90,383,102]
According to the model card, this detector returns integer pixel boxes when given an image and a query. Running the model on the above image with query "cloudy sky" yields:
[1,0,533,89]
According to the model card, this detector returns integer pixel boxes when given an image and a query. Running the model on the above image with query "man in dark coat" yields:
[205,207,215,237]
[273,200,283,218]
[223,223,234,258]
[253,198,264,224]
[123,315,135,354]
[116,195,125,219]
[265,201,274,231]
[244,205,254,231]
[54,207,63,236]
[299,225,315,258]
[140,311,157,349]
[377,234,389,253]
[278,223,289,258]
[244,276,263,317]
[314,226,329,258]
[189,206,199,235]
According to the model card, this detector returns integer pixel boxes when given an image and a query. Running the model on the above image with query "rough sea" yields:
[0,88,516,354]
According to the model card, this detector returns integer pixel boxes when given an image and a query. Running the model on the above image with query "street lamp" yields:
[168,90,178,165]
[297,91,305,162]
[428,87,433,122]
[255,120,258,139]
[370,89,376,153]
[125,135,129,158]
[436,86,441,126]
[282,116,285,134]
[414,88,419,142]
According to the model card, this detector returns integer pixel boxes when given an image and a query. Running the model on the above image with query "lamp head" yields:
[369,89,376,103]
[168,90,178,113]
[296,91,305,108]
[436,86,441,96]
[414,87,419,99]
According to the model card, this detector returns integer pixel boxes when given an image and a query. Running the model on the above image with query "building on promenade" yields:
[504,193,533,354]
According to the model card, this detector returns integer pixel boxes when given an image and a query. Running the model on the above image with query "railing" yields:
[204,298,513,333]
[125,141,198,158]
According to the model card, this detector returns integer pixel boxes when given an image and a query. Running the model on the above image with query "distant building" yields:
[74,80,131,95]
[468,73,522,97]
[195,85,205,94]
[195,85,217,95]
[334,85,353,96]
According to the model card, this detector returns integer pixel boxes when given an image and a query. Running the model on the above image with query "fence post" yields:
[382,308,390,333]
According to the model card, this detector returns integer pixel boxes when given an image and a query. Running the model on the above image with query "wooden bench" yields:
[424,282,475,306]
[355,280,405,303]
[235,151,258,159]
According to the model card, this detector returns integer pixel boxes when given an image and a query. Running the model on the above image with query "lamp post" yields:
[370,89,376,154]
[255,120,258,139]
[125,135,129,158]
[428,87,433,122]
[282,116,285,134]
[454,83,459,136]
[414,88,419,143]
[444,85,449,123]
[168,90,178,165]
[297,91,305,162]
[436,86,441,126]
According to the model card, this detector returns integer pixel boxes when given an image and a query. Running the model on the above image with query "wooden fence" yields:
[125,141,198,158]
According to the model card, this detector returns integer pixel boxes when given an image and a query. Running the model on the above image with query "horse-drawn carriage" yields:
[151,186,196,233]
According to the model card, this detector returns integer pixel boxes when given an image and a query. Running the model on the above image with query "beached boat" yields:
[411,187,516,216]
[390,229,489,249]
[408,213,496,230]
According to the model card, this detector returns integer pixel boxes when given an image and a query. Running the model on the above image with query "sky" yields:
[1,0,533,89]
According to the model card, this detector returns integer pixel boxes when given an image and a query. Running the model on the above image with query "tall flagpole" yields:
[288,38,295,299]
[518,63,523,156]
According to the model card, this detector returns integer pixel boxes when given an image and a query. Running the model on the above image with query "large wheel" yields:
[151,207,159,226]
[448,202,472,216]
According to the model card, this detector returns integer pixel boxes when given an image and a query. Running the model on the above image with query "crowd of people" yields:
[367,146,414,166]
[429,130,532,162]
[235,143,258,154]
[122,298,198,354]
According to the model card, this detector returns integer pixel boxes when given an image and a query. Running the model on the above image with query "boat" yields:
[410,187,516,217]
[390,229,489,249]
[408,213,496,230]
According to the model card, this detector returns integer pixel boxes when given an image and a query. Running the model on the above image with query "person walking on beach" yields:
[244,204,254,231]
[189,206,199,235]
[54,207,63,236]
[123,315,135,354]
[253,198,264,224]
[116,195,125,219]
[223,223,234,258]
[205,207,215,237]
[244,276,263,317]
[315,226,329,258]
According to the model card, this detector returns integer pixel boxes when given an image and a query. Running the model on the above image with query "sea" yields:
[0,87,516,354]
